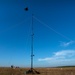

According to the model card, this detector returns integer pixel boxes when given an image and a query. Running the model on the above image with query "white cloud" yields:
[60,41,75,47]
[38,57,53,61]
[54,50,75,57]
[38,50,75,62]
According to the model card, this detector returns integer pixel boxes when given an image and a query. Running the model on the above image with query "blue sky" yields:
[0,0,75,67]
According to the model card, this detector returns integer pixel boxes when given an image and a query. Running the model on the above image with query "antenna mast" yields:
[25,13,40,74]
[31,14,34,70]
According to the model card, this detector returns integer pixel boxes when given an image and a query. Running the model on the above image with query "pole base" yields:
[26,68,40,74]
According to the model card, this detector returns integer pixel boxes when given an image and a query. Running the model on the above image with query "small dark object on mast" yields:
[24,7,28,11]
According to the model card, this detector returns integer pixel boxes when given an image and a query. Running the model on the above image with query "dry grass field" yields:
[0,67,75,75]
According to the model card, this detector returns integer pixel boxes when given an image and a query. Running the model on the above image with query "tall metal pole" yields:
[31,14,34,71]
[25,13,40,74]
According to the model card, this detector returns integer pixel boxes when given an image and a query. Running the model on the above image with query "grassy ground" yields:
[0,67,75,75]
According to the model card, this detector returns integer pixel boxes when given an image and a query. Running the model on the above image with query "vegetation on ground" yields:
[0,67,75,75]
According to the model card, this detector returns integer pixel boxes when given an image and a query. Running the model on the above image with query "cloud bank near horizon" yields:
[38,50,75,66]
